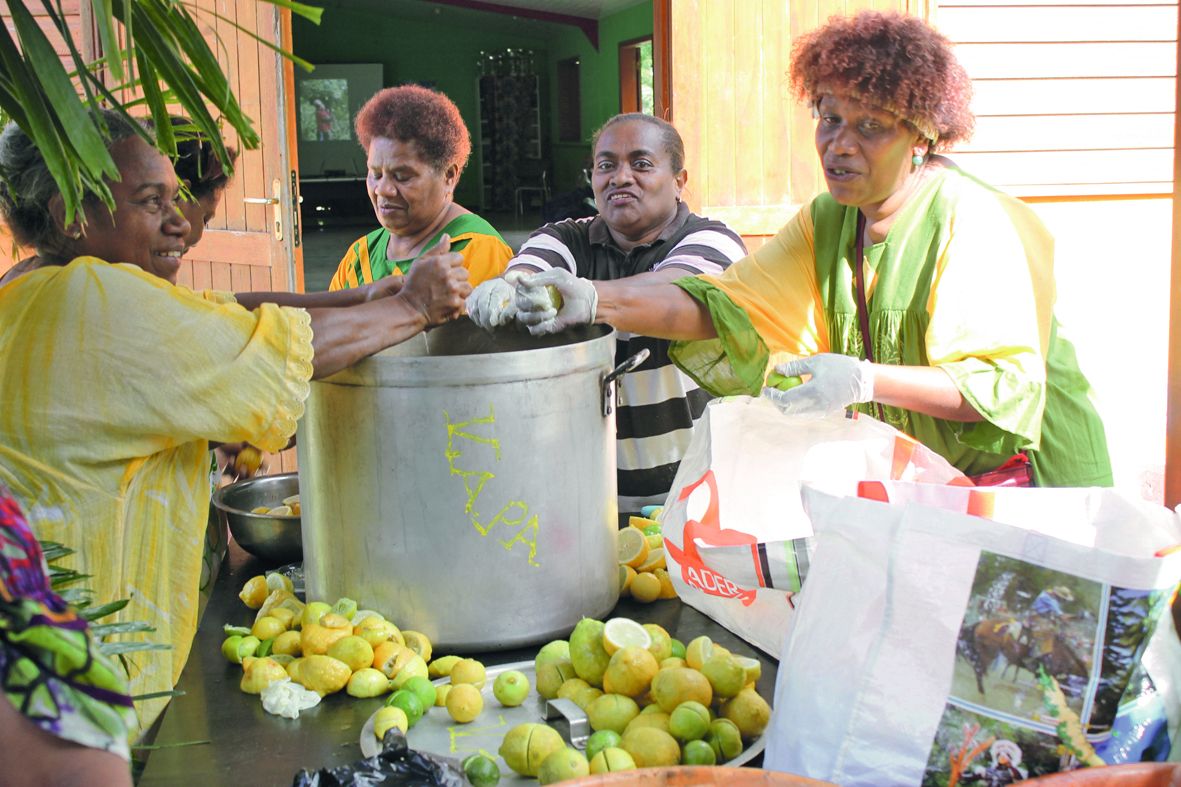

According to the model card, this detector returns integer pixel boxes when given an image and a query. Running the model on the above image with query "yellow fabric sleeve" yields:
[455,232,512,287]
[328,236,370,292]
[698,207,828,358]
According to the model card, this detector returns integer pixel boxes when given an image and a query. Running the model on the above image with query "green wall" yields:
[546,3,654,192]
[292,1,654,206]
[293,9,550,208]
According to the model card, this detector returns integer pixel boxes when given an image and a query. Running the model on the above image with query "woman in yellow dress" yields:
[0,111,470,731]
[328,85,512,292]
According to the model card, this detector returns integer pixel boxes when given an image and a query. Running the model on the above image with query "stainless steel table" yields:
[138,543,776,785]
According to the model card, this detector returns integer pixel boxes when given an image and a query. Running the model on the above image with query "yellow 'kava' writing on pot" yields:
[443,406,540,566]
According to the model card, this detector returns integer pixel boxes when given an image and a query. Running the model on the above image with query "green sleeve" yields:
[668,277,770,397]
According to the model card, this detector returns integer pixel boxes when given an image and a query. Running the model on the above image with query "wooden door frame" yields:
[653,0,671,120]
[617,35,651,113]
[1167,12,1181,510]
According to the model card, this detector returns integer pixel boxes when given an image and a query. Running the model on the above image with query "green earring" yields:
[912,153,925,166]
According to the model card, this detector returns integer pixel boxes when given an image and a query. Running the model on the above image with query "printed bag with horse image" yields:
[764,482,1181,787]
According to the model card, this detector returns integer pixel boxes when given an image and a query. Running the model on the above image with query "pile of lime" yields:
[490,616,772,780]
[617,508,678,604]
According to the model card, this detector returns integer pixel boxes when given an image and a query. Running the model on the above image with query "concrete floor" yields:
[300,209,540,292]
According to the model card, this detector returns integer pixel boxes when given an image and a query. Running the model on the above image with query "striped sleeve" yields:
[508,219,593,273]
[653,222,747,275]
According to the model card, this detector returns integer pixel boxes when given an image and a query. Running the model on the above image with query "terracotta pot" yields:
[1019,763,1181,786]
[562,766,836,787]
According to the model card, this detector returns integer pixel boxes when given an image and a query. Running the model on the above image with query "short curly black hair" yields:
[355,85,471,173]
[789,11,974,150]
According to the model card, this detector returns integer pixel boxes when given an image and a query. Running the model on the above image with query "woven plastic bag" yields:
[659,397,966,657]
[765,483,1181,785]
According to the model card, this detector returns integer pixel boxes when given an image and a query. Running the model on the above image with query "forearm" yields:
[594,271,717,340]
[307,296,426,379]
[871,364,984,422]
[235,281,399,311]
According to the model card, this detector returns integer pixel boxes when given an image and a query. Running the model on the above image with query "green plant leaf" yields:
[97,640,171,655]
[79,598,130,621]
[91,621,157,637]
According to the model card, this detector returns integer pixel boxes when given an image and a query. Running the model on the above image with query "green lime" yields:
[669,700,711,742]
[643,524,662,536]
[402,675,437,710]
[669,638,686,659]
[585,729,623,763]
[462,753,501,787]
[385,689,424,727]
[766,371,804,391]
[493,669,530,707]
[682,738,717,765]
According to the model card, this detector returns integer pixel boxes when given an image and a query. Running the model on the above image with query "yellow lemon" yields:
[684,635,713,671]
[618,564,637,597]
[643,624,673,661]
[434,683,451,707]
[586,693,640,734]
[296,654,351,696]
[401,630,433,663]
[347,667,392,698]
[589,746,636,774]
[636,547,666,573]
[624,711,671,736]
[601,646,659,698]
[651,667,713,713]
[721,687,772,740]
[327,635,375,673]
[537,747,590,785]
[617,527,650,569]
[374,642,417,679]
[390,654,429,690]
[355,619,402,649]
[629,572,661,603]
[620,726,681,768]
[449,658,487,688]
[445,682,484,723]
[654,568,678,599]
[272,630,302,657]
[251,615,287,641]
[300,601,332,629]
[300,623,350,657]
[733,655,762,685]
[428,654,462,679]
[569,618,611,687]
[238,575,268,609]
[602,617,651,656]
[239,657,288,695]
[373,706,409,741]
[499,723,564,777]
[628,515,659,530]
[701,653,746,700]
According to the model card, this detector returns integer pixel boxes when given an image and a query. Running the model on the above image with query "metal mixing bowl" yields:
[212,473,302,564]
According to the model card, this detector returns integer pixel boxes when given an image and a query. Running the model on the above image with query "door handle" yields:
[244,179,284,241]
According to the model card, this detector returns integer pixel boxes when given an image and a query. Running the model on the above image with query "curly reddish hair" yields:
[355,85,471,172]
[789,11,974,150]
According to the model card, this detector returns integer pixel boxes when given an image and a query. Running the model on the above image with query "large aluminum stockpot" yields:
[297,320,641,652]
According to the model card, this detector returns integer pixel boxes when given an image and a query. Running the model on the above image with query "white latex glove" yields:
[762,353,875,415]
[514,268,598,336]
[465,269,529,330]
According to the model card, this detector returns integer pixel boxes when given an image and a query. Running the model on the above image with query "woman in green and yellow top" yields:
[505,11,1111,488]
[329,85,511,292]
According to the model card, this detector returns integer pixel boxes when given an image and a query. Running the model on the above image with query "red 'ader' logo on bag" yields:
[664,470,760,607]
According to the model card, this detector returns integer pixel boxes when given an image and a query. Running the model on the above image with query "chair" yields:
[514,158,550,220]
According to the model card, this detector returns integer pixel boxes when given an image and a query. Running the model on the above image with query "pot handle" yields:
[601,348,650,416]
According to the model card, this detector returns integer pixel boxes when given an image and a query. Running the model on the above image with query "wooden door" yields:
[669,0,924,251]
[0,1,304,297]
[180,1,303,296]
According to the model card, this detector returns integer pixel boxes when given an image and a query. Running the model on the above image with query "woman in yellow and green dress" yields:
[504,12,1111,488]
[328,85,512,292]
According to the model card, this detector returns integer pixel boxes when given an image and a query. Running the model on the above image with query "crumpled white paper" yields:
[261,677,321,719]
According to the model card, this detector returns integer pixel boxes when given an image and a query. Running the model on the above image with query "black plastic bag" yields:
[292,730,466,787]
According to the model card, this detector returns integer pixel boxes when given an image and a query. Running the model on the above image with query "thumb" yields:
[421,233,452,259]
[522,268,570,288]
